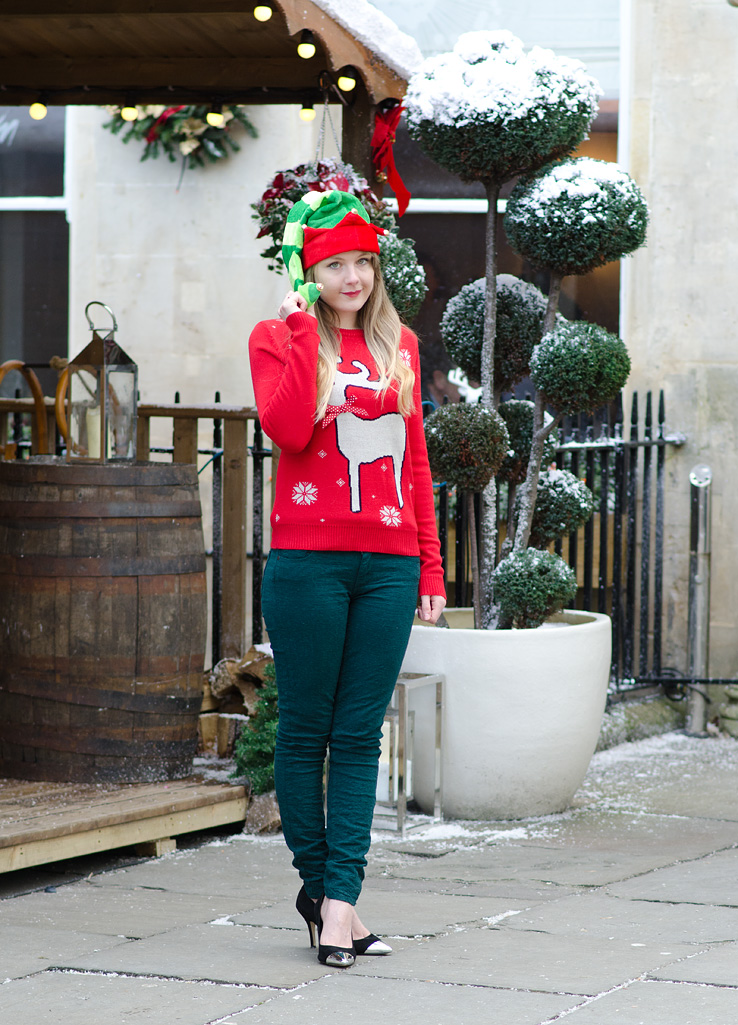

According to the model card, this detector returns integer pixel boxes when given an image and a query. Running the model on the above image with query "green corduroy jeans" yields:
[262,549,420,905]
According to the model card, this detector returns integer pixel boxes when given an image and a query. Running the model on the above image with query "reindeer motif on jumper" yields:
[323,358,407,516]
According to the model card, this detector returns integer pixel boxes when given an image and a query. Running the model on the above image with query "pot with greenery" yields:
[398,31,648,819]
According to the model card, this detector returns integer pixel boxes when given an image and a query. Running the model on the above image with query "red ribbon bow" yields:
[322,397,368,428]
[371,103,411,217]
[145,105,186,144]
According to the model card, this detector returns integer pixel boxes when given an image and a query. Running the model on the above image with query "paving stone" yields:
[215,973,580,1025]
[0,885,264,938]
[607,848,738,906]
[559,978,738,1024]
[58,922,338,989]
[351,925,694,995]
[230,890,533,937]
[89,836,295,900]
[0,969,267,1024]
[0,926,126,981]
[650,941,738,986]
[501,891,738,944]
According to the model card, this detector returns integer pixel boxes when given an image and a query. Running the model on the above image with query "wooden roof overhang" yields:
[0,1,408,105]
[0,1,412,177]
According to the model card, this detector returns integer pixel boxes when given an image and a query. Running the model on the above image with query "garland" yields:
[101,104,258,170]
[252,158,395,271]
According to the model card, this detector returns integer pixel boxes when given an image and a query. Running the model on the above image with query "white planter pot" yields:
[401,609,611,820]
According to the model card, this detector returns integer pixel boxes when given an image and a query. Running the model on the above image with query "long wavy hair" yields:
[306,253,415,421]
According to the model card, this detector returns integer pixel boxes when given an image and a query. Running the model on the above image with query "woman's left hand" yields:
[417,595,446,624]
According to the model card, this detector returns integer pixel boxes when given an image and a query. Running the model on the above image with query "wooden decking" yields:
[0,776,248,874]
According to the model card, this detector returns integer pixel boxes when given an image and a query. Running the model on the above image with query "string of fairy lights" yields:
[17,5,358,124]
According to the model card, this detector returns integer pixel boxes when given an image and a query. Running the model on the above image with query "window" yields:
[0,106,68,399]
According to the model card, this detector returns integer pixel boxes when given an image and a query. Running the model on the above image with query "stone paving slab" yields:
[0,970,267,1025]
[607,848,738,906]
[351,925,696,995]
[650,940,738,986]
[0,925,126,982]
[58,922,336,989]
[0,885,262,938]
[582,735,738,822]
[560,979,738,1024]
[361,872,581,902]
[230,890,533,937]
[88,836,294,900]
[214,973,580,1025]
[500,891,738,944]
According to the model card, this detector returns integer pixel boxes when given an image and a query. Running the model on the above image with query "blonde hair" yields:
[306,254,415,421]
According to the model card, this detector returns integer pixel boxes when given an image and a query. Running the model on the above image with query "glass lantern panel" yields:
[105,367,137,460]
[68,366,102,460]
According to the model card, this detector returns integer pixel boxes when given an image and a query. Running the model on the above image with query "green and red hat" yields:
[282,190,385,307]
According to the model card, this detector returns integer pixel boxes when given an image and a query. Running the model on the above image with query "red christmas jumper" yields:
[249,311,446,599]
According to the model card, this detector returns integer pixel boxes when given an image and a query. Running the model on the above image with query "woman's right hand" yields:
[278,289,319,321]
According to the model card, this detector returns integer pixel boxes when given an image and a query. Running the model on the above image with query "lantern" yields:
[65,302,138,462]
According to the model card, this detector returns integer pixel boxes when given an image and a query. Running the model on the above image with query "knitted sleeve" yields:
[248,312,320,453]
[403,329,447,599]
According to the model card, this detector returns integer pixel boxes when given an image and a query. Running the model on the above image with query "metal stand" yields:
[687,464,712,734]
[377,672,444,836]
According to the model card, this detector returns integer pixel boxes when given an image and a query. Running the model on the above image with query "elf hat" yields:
[282,189,385,307]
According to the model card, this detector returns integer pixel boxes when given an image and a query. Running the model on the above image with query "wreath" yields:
[101,104,258,170]
[252,158,427,323]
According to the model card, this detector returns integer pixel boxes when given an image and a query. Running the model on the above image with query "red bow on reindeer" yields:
[371,102,411,217]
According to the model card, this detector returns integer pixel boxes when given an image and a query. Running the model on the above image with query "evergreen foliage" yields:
[497,400,557,485]
[440,275,552,392]
[232,663,279,795]
[492,548,578,629]
[378,231,428,324]
[530,321,631,415]
[405,31,601,185]
[505,157,649,276]
[425,402,510,492]
[527,469,595,548]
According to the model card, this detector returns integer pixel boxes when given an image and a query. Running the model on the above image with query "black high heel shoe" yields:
[295,885,317,949]
[315,896,355,968]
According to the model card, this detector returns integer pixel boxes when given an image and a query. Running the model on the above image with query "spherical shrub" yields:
[504,157,649,275]
[492,548,577,629]
[424,402,510,492]
[405,31,601,185]
[441,275,552,392]
[379,231,427,324]
[527,469,595,548]
[530,320,630,415]
[497,400,558,485]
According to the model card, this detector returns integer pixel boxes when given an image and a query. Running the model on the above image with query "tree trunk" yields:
[479,180,501,623]
[512,272,564,553]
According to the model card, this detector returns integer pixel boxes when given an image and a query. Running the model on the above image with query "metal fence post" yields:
[687,464,712,734]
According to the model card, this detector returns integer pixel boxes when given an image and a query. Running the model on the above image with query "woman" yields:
[249,189,446,969]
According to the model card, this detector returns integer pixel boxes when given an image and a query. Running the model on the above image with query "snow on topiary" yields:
[378,230,428,324]
[530,320,631,415]
[404,31,602,185]
[527,469,595,549]
[498,400,557,486]
[424,402,509,493]
[492,548,578,630]
[504,157,649,276]
[441,275,555,396]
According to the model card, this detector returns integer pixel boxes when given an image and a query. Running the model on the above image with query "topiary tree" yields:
[408,30,648,628]
[492,548,577,629]
[406,31,602,619]
[232,663,279,795]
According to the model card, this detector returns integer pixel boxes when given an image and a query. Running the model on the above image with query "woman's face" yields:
[312,250,375,329]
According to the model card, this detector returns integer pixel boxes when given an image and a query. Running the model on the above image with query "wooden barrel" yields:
[0,459,208,783]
